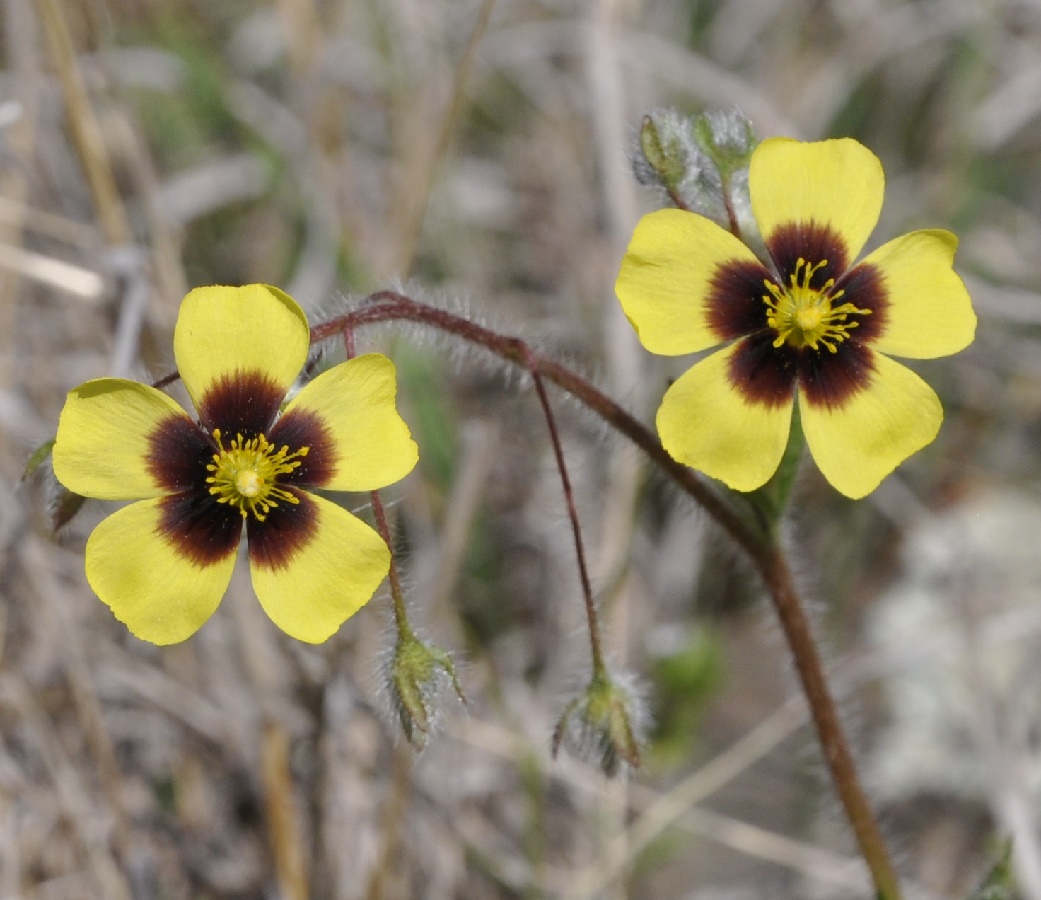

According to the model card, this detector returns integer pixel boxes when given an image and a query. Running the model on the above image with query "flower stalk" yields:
[757,545,903,900]
[368,415,465,749]
[341,319,464,748]
[370,481,464,749]
[338,323,409,638]
[369,487,411,635]
[516,342,606,677]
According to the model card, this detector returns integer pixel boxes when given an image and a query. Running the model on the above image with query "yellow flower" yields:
[616,137,977,499]
[52,285,418,644]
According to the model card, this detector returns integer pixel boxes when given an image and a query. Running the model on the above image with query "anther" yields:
[762,259,870,351]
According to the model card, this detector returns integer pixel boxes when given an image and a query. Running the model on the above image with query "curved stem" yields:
[341,317,413,639]
[311,292,767,561]
[370,487,412,637]
[313,290,903,899]
[515,340,606,675]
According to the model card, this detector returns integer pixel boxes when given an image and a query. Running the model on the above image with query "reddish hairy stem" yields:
[721,177,742,240]
[314,290,902,898]
[758,547,903,900]
[341,318,411,637]
[151,371,180,391]
[665,185,691,213]
[311,292,767,561]
[370,487,410,635]
[514,341,606,675]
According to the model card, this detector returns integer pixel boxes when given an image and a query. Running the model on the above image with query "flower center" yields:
[763,258,871,352]
[206,429,309,521]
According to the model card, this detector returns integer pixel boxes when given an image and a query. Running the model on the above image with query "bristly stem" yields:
[370,487,412,637]
[313,290,903,899]
[515,341,606,676]
[312,291,767,561]
[720,173,742,241]
[151,371,180,391]
[341,320,413,639]
[758,546,903,900]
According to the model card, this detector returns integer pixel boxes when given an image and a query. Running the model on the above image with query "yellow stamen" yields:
[206,429,309,521]
[763,258,870,353]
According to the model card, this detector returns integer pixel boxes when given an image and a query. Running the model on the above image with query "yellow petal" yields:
[85,499,238,645]
[273,354,418,491]
[248,492,390,643]
[616,208,762,355]
[53,378,195,500]
[799,352,942,499]
[859,230,977,359]
[174,284,310,415]
[751,138,884,261]
[656,344,793,492]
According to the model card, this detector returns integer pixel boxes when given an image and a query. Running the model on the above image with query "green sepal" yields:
[390,628,464,751]
[552,670,642,777]
[744,401,805,532]
[22,438,55,481]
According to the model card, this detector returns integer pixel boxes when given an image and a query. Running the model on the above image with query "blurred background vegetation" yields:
[2,0,1039,897]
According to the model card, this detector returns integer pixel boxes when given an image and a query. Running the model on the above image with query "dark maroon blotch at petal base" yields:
[147,414,215,493]
[197,371,285,438]
[268,408,337,487]
[766,222,850,287]
[728,333,798,408]
[247,488,319,572]
[156,490,243,567]
[835,262,888,343]
[798,341,877,411]
[705,259,773,340]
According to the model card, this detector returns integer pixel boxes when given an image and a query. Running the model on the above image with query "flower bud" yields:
[693,108,757,174]
[631,107,759,234]
[633,110,726,223]
[386,630,464,750]
[636,110,695,193]
[693,108,759,242]
[552,670,646,777]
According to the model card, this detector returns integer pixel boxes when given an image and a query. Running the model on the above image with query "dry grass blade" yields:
[261,720,310,900]
[33,0,130,245]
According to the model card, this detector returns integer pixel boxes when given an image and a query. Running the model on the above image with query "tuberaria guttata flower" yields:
[616,137,976,498]
[53,284,418,644]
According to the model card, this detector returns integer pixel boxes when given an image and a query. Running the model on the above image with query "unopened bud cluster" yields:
[386,628,464,750]
[633,107,757,235]
[552,670,646,777]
